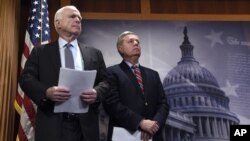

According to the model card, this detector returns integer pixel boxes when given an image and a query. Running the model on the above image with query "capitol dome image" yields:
[162,27,239,141]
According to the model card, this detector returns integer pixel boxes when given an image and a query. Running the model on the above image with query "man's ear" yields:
[118,46,123,53]
[55,20,60,28]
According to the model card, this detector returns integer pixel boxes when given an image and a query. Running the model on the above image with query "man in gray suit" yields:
[104,31,169,141]
[19,5,109,141]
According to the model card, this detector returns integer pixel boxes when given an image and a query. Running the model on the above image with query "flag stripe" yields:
[23,41,31,59]
[23,95,36,127]
[17,125,28,141]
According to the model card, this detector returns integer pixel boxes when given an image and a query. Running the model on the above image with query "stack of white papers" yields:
[112,127,152,141]
[54,68,97,113]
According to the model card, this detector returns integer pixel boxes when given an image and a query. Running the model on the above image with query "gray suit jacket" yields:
[19,41,109,141]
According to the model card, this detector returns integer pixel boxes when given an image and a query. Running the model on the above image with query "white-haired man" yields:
[20,5,109,141]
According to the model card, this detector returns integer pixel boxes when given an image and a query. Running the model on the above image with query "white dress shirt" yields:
[58,37,84,70]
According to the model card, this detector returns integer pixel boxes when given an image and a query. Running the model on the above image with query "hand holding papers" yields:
[54,68,97,113]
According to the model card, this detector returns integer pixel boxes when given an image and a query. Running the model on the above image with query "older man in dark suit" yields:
[104,31,170,141]
[19,5,109,141]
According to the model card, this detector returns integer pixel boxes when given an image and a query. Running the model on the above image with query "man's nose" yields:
[134,40,139,45]
[74,17,81,23]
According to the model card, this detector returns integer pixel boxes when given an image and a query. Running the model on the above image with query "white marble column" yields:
[170,127,174,141]
[221,119,227,138]
[226,119,230,136]
[218,118,222,137]
[198,117,203,137]
[214,117,219,137]
[177,129,181,141]
[206,117,211,137]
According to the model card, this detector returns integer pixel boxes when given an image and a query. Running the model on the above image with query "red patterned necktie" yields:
[132,65,144,93]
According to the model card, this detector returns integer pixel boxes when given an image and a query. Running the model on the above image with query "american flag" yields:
[14,0,50,140]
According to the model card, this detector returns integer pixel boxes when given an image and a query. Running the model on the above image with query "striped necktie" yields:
[64,44,75,69]
[132,65,144,93]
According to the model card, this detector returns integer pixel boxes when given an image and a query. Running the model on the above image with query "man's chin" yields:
[72,31,81,36]
[132,54,141,58]
[135,52,141,56]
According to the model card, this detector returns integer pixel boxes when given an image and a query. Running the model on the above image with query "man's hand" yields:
[46,86,71,102]
[139,119,159,135]
[140,130,152,141]
[80,89,97,104]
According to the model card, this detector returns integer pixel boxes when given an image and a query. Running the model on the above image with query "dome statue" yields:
[163,27,239,141]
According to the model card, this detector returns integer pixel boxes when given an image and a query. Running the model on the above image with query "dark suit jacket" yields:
[19,41,109,141]
[104,61,169,141]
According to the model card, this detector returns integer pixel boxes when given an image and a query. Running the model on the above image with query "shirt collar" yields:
[58,37,78,49]
[124,60,140,68]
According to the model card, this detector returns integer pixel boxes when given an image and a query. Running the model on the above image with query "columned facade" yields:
[165,111,195,141]
[163,27,239,141]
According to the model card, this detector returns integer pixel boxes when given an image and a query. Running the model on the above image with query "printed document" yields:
[112,127,152,141]
[54,68,97,113]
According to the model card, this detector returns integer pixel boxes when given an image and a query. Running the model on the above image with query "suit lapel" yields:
[139,66,148,96]
[47,41,61,75]
[78,44,95,70]
[78,44,87,69]
[120,61,143,95]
